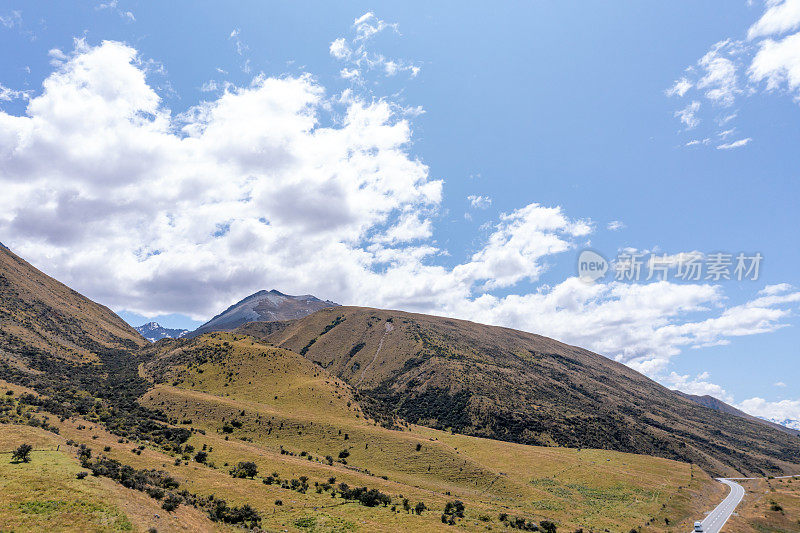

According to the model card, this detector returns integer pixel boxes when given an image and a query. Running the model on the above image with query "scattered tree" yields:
[230,461,258,479]
[11,443,32,463]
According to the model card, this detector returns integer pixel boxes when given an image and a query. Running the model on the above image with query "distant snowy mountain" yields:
[135,322,190,343]
[764,417,800,431]
[188,289,338,338]
[677,392,800,436]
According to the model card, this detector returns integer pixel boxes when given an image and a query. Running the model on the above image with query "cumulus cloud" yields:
[607,220,625,231]
[737,397,800,430]
[666,371,734,402]
[2,40,799,428]
[749,31,800,93]
[747,0,800,40]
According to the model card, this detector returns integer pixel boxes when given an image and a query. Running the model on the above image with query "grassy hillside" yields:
[727,476,800,532]
[0,246,790,531]
[0,245,146,365]
[132,333,725,531]
[238,306,800,478]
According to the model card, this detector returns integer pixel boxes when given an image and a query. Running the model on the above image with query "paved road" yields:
[695,478,745,533]
[693,474,800,532]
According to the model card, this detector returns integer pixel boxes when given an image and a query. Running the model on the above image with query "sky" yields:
[0,1,799,427]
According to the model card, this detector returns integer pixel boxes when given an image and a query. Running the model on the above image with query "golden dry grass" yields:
[726,476,800,532]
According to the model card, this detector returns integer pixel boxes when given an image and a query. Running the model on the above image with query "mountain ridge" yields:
[135,321,190,342]
[187,289,338,338]
[677,391,800,436]
[0,245,146,364]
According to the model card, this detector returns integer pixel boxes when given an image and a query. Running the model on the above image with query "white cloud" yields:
[353,12,398,42]
[666,371,734,403]
[0,10,21,29]
[675,101,701,129]
[452,205,591,290]
[668,1,800,144]
[747,0,800,40]
[666,77,692,97]
[229,27,248,56]
[340,68,360,80]
[664,372,800,431]
[717,137,751,149]
[329,38,350,60]
[96,1,135,22]
[2,40,799,412]
[0,83,28,102]
[737,397,800,430]
[330,12,419,81]
[467,194,491,209]
[749,31,800,93]
[607,220,625,231]
[696,41,740,106]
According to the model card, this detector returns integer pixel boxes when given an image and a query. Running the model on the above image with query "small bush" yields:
[161,493,181,512]
[11,443,32,463]
[230,461,258,479]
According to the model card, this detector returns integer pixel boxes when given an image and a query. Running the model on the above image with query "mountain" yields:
[768,418,800,431]
[238,306,800,477]
[0,247,792,530]
[187,289,338,338]
[677,392,800,436]
[0,245,146,365]
[135,321,190,342]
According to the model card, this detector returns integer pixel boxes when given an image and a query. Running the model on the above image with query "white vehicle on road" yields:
[693,521,703,532]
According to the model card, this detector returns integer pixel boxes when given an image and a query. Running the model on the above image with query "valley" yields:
[0,244,798,532]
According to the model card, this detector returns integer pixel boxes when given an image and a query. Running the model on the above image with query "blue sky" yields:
[1,1,798,425]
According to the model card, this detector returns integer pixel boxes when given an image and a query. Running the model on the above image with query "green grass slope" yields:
[131,333,725,532]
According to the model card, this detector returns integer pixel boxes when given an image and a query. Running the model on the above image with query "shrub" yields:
[414,501,426,515]
[194,451,208,463]
[76,471,88,480]
[11,443,32,463]
[540,520,557,533]
[161,493,181,512]
[444,500,465,518]
[230,461,258,479]
[146,487,165,500]
[207,499,261,528]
